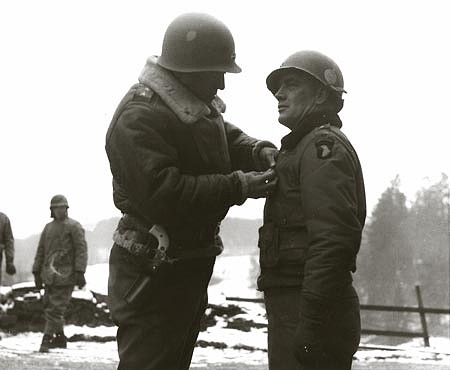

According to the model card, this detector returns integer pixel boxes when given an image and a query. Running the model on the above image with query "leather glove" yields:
[6,263,16,275]
[259,147,279,170]
[293,319,326,368]
[74,272,86,289]
[243,169,278,199]
[34,273,43,289]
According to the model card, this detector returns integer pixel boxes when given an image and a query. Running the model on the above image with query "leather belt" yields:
[113,214,156,257]
[113,229,155,257]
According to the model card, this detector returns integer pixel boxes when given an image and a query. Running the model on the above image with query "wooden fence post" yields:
[415,285,430,347]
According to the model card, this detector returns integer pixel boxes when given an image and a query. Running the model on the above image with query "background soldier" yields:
[106,13,278,370]
[0,212,16,284]
[32,194,88,353]
[258,51,366,369]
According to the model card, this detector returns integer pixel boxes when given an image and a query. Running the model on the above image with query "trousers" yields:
[264,286,360,370]
[108,244,215,370]
[43,284,74,334]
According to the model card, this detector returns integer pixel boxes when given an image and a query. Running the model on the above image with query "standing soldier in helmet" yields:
[0,212,16,284]
[106,12,278,370]
[32,195,88,353]
[258,51,366,369]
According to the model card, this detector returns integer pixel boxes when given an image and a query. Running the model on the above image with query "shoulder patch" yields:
[315,136,335,159]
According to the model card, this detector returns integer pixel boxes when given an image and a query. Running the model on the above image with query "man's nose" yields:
[274,86,285,100]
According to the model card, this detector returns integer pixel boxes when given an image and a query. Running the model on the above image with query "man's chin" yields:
[201,91,217,102]
[278,113,288,125]
[278,115,294,130]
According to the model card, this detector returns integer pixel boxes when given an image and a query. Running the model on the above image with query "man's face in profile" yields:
[177,71,226,103]
[273,71,320,130]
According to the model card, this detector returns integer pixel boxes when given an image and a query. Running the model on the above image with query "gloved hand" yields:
[259,147,279,169]
[293,319,326,368]
[243,169,278,199]
[74,272,86,289]
[34,273,43,289]
[6,262,16,275]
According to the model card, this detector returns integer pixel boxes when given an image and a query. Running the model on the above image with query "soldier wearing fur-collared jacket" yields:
[259,51,366,370]
[105,13,278,370]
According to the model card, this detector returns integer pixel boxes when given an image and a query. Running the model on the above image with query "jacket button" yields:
[281,219,287,225]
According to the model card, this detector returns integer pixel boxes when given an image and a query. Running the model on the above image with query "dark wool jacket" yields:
[105,57,275,259]
[257,112,366,316]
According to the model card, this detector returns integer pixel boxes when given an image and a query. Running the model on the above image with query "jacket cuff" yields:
[252,140,277,171]
[235,170,248,205]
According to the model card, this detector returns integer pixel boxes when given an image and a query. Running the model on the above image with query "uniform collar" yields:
[138,56,226,124]
[280,111,342,150]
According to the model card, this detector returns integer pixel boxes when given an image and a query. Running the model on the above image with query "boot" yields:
[39,334,53,353]
[51,332,67,348]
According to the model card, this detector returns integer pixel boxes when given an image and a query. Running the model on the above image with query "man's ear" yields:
[315,86,329,105]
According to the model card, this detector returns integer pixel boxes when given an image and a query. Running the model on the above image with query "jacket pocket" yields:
[258,223,279,268]
[278,227,308,264]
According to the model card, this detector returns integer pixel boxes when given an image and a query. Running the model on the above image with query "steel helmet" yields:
[266,50,346,95]
[50,194,69,209]
[157,13,241,73]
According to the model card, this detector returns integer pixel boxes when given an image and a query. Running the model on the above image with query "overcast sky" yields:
[1,0,449,238]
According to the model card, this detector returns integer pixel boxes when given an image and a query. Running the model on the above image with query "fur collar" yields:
[138,56,226,124]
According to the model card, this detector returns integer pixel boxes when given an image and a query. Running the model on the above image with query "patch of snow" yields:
[11,281,36,290]
[355,337,450,364]
[64,324,117,338]
[85,263,109,295]
[0,286,13,296]
[0,328,119,364]
[71,287,94,301]
[192,347,267,366]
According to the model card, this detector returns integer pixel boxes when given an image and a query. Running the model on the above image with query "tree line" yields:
[354,173,449,337]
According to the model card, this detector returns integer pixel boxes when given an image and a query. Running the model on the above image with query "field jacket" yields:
[32,218,88,286]
[257,112,366,308]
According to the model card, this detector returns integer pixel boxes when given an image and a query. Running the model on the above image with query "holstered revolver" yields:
[123,224,175,305]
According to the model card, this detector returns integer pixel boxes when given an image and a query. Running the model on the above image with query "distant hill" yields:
[1,217,261,285]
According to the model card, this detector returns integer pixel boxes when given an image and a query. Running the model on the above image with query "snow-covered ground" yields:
[1,255,450,366]
[1,325,449,366]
